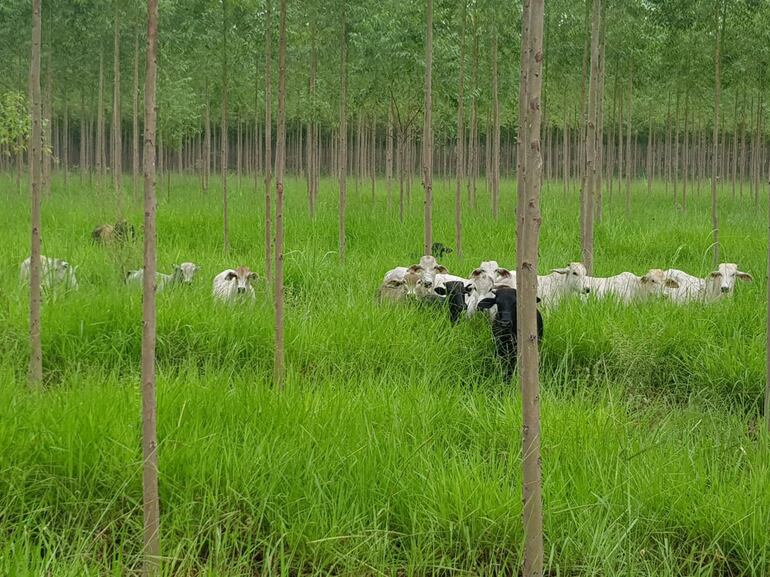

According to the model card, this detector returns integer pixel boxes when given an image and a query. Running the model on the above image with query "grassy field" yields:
[1,173,769,576]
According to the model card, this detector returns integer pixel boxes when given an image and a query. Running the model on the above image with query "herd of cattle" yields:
[13,221,755,374]
[378,255,754,371]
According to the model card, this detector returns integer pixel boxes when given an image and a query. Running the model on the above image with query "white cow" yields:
[588,269,679,303]
[212,266,258,302]
[125,262,200,291]
[664,263,752,303]
[379,265,425,301]
[537,262,590,306]
[20,255,79,292]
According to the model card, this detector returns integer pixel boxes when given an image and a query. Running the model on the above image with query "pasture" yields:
[1,175,769,576]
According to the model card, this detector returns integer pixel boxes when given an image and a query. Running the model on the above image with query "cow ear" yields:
[477,297,496,310]
[737,271,753,282]
[664,279,680,289]
[709,271,722,278]
[536,296,541,303]
[434,286,447,296]
[471,268,483,277]
[496,268,511,278]
[225,271,237,281]
[407,265,423,273]
[248,272,259,281]
[435,265,449,274]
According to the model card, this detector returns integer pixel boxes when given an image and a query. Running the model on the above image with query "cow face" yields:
[225,266,258,294]
[551,262,590,295]
[434,280,471,323]
[710,263,753,294]
[640,268,679,294]
[175,262,200,284]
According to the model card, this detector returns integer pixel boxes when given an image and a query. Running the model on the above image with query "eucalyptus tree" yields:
[422,0,433,255]
[29,0,42,386]
[274,0,287,388]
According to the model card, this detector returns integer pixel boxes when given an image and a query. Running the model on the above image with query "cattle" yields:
[434,280,471,323]
[477,287,543,377]
[19,255,79,293]
[588,269,679,303]
[537,262,591,306]
[125,262,200,291]
[431,242,453,259]
[380,264,430,300]
[92,220,136,244]
[493,267,517,288]
[664,263,752,303]
[212,266,258,302]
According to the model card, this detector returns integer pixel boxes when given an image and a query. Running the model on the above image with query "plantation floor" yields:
[1,174,769,576]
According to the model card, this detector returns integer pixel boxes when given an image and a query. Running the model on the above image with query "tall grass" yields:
[0,173,768,575]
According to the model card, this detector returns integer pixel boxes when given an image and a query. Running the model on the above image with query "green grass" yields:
[0,172,768,576]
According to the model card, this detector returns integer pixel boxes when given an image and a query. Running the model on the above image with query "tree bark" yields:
[386,104,394,210]
[338,7,348,262]
[43,51,52,197]
[682,94,689,212]
[455,0,467,258]
[141,0,160,574]
[264,0,273,281]
[469,23,478,209]
[518,0,545,575]
[491,23,500,220]
[29,0,43,386]
[711,4,723,266]
[133,30,140,199]
[422,0,433,255]
[114,0,123,219]
[580,0,600,275]
[97,51,105,191]
[624,71,632,217]
[221,0,229,253]
[274,0,287,388]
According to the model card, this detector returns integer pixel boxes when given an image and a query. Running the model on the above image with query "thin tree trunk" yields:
[274,0,286,388]
[580,0,600,275]
[264,0,273,281]
[114,1,123,219]
[624,71,632,217]
[674,89,680,205]
[43,51,52,196]
[221,0,229,253]
[491,25,500,220]
[29,0,43,386]
[141,0,160,574]
[63,93,69,189]
[97,51,105,191]
[386,104,394,210]
[133,30,140,199]
[683,94,689,212]
[518,0,545,574]
[732,95,738,199]
[455,0,466,258]
[422,0,433,255]
[712,3,723,266]
[469,23,478,208]
[338,9,348,262]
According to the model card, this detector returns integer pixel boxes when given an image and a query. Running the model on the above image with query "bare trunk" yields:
[43,52,52,196]
[29,0,43,386]
[141,0,160,574]
[469,25,478,208]
[338,11,348,262]
[221,0,229,253]
[264,0,273,281]
[114,1,123,219]
[624,72,632,217]
[580,0,600,275]
[455,0,467,258]
[386,105,394,210]
[97,51,105,191]
[491,26,500,220]
[133,30,140,199]
[674,90,680,205]
[274,0,286,388]
[682,94,689,212]
[422,0,433,255]
[518,0,545,575]
[63,94,69,189]
[711,5,722,266]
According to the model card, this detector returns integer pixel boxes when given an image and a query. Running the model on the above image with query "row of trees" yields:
[4,0,770,191]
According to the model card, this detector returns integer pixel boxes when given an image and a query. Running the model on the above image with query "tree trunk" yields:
[338,9,348,262]
[455,0,466,258]
[517,0,545,575]
[43,52,52,197]
[469,23,478,209]
[63,92,69,190]
[264,0,273,281]
[386,104,394,210]
[625,71,632,217]
[114,1,123,219]
[422,0,433,255]
[711,4,723,266]
[580,0,600,275]
[274,0,287,388]
[491,24,500,220]
[732,95,738,199]
[141,1,160,574]
[97,51,105,191]
[674,90,680,205]
[221,0,230,253]
[682,94,689,212]
[29,0,43,386]
[133,30,140,199]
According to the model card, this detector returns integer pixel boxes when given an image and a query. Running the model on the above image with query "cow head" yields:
[710,263,753,294]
